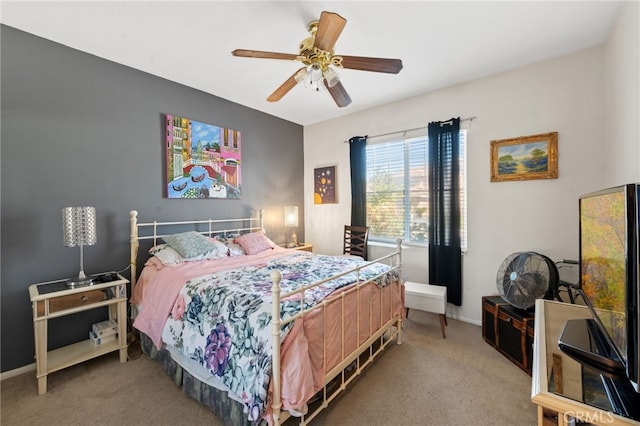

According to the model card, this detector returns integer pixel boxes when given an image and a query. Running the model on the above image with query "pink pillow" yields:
[234,231,275,255]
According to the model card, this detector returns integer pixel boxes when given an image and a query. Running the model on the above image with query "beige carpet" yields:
[1,311,537,425]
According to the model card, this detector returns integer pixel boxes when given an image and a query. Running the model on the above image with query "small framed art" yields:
[490,132,558,182]
[314,165,337,204]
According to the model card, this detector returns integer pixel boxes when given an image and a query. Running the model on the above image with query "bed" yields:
[128,210,404,425]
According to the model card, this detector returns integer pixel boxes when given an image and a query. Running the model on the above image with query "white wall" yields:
[305,47,606,325]
[604,0,640,185]
[304,3,639,325]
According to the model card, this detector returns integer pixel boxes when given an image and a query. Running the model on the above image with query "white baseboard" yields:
[450,313,481,326]
[443,306,482,326]
[1,362,35,381]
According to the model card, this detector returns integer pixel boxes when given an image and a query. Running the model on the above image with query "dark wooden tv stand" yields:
[532,300,640,426]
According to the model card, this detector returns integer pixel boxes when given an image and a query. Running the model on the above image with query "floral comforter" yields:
[160,252,393,421]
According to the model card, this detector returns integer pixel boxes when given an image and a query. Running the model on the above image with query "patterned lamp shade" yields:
[62,207,97,287]
[62,207,97,247]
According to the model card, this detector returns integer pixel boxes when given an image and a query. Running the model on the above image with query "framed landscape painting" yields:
[165,114,241,199]
[490,132,558,182]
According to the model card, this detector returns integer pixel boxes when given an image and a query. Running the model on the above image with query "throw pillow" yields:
[235,231,275,255]
[163,231,220,259]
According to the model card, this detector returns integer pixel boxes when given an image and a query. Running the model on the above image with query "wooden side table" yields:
[29,272,129,394]
[280,242,313,252]
[292,242,313,252]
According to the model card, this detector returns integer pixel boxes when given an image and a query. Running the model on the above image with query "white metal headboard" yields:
[129,209,263,293]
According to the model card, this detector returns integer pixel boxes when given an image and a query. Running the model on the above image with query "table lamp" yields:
[284,205,299,248]
[63,206,97,288]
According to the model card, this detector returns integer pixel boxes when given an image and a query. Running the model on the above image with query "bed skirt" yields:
[140,332,265,426]
[139,330,390,425]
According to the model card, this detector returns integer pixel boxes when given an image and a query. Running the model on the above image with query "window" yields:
[365,130,467,250]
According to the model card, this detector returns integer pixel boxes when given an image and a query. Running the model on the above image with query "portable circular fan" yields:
[496,252,559,310]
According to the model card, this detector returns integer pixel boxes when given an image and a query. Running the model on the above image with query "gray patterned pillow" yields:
[163,231,219,259]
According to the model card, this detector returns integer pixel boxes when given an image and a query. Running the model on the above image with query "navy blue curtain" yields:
[428,118,462,306]
[349,136,368,227]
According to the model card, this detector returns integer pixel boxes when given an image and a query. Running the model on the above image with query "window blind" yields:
[365,130,467,249]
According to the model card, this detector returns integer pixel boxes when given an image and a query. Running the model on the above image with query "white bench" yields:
[404,281,448,338]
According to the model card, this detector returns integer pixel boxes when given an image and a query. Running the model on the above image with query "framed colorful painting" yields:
[314,165,337,204]
[490,132,558,182]
[165,114,241,199]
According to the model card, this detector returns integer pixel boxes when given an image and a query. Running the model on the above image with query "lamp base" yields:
[66,277,95,289]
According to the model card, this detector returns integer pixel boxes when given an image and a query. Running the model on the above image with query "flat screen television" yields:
[560,183,639,398]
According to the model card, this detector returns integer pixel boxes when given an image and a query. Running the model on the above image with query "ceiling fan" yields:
[232,11,403,108]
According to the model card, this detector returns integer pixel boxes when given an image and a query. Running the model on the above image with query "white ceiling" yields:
[0,1,623,126]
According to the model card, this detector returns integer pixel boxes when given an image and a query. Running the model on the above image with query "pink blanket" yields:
[132,247,292,346]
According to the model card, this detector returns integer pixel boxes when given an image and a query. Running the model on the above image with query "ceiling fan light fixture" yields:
[323,66,340,88]
[307,63,323,82]
[295,63,325,92]
[294,68,308,84]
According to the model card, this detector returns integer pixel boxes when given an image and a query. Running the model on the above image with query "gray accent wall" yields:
[1,25,304,372]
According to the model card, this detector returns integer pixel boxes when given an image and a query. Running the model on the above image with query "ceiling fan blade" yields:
[314,11,347,52]
[267,68,304,102]
[232,49,298,61]
[325,80,352,108]
[340,56,403,74]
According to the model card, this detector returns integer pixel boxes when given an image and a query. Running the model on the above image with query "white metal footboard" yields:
[270,239,404,425]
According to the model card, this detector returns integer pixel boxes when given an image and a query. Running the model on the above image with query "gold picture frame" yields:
[490,132,558,182]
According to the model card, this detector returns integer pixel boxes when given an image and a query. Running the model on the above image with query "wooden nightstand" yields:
[293,243,313,252]
[28,272,129,394]
[280,242,313,252]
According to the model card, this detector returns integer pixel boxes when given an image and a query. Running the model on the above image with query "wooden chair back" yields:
[343,225,370,260]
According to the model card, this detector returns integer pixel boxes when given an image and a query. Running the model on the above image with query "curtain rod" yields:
[344,116,476,143]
